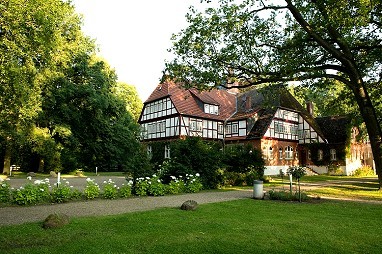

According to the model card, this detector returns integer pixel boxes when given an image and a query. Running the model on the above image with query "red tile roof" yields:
[144,80,237,121]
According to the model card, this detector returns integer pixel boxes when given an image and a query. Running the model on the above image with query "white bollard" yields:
[253,180,264,199]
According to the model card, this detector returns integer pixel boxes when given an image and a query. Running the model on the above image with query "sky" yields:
[72,0,207,102]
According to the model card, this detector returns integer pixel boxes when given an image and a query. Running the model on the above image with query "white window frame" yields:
[279,147,283,160]
[330,149,337,161]
[285,146,293,160]
[164,145,171,159]
[318,149,323,161]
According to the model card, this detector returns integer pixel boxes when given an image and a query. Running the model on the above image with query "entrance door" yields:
[300,149,307,166]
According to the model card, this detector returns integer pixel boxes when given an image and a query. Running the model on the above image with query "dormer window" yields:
[204,103,219,115]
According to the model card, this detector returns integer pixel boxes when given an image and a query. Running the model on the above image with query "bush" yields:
[147,175,166,196]
[102,179,118,199]
[0,178,11,203]
[268,190,309,202]
[12,178,51,205]
[119,180,133,198]
[83,178,100,199]
[134,177,149,196]
[166,176,186,194]
[353,166,375,176]
[51,182,73,203]
[185,173,203,193]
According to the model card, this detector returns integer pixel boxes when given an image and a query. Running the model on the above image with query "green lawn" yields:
[1,199,381,254]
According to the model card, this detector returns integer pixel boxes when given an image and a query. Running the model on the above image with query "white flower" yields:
[148,181,151,185]
[170,176,176,180]
[179,176,182,178]
[66,181,70,185]
[113,185,117,188]
[189,174,193,177]
[0,178,4,182]
[70,186,73,188]
[157,179,161,183]
[27,176,32,180]
[128,180,133,185]
[5,178,10,181]
[152,174,157,177]
[40,189,44,192]
[103,181,107,184]
[34,180,42,185]
[145,177,150,180]
[2,183,6,187]
[86,178,92,182]
[196,173,200,177]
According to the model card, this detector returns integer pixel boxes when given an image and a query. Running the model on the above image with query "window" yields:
[164,145,171,159]
[147,146,152,159]
[330,149,337,161]
[279,148,283,160]
[307,150,311,160]
[204,103,219,115]
[225,125,231,134]
[285,146,293,160]
[318,149,323,161]
[268,147,274,160]
[232,123,238,133]
[218,123,224,134]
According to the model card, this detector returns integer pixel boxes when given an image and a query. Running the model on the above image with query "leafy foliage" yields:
[166,0,382,187]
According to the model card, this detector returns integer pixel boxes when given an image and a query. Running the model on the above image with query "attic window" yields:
[204,103,219,115]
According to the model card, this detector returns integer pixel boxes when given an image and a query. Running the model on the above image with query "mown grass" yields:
[1,199,381,254]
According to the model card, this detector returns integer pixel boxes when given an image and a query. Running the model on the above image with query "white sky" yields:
[72,0,206,102]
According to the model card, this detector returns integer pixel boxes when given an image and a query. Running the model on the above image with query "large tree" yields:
[0,0,92,174]
[165,0,382,188]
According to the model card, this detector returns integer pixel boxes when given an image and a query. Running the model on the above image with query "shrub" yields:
[148,175,166,196]
[166,176,186,194]
[353,166,375,176]
[134,177,149,196]
[51,181,73,203]
[102,179,118,199]
[268,190,309,202]
[12,177,51,205]
[119,180,133,198]
[185,173,203,193]
[0,178,11,203]
[83,178,100,199]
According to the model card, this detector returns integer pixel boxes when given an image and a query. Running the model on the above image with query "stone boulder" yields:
[50,171,57,178]
[42,213,70,229]
[27,172,36,177]
[180,200,198,211]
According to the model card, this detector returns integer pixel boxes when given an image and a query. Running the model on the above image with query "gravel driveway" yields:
[0,189,253,226]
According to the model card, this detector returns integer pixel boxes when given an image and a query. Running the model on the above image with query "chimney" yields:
[245,96,252,111]
[306,101,314,116]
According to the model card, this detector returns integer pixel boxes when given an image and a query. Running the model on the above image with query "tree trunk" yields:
[2,145,11,175]
[352,84,382,189]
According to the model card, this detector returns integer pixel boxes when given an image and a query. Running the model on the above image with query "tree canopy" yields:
[165,0,382,187]
[1,0,144,174]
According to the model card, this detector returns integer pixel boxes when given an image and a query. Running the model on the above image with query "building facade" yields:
[138,81,374,175]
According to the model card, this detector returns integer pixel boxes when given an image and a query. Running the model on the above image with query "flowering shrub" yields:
[51,179,73,203]
[134,177,150,196]
[0,178,11,203]
[84,178,100,199]
[166,176,186,194]
[103,179,118,199]
[119,180,133,198]
[185,173,203,193]
[12,178,51,205]
[2,173,205,206]
[148,175,165,196]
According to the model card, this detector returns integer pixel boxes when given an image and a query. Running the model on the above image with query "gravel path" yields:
[0,189,253,226]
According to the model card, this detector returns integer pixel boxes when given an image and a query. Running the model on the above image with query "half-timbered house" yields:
[138,80,374,175]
